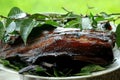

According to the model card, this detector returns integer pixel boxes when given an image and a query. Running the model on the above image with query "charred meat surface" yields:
[0,27,115,75]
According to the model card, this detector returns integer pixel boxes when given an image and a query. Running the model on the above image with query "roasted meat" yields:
[0,27,115,71]
[0,28,115,65]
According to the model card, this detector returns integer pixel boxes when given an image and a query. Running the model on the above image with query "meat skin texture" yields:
[0,28,115,66]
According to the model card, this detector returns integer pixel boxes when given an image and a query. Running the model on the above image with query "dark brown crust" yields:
[0,28,115,65]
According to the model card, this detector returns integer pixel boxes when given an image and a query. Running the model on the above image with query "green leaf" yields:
[77,17,83,30]
[20,18,38,45]
[0,21,5,39]
[45,20,59,27]
[116,24,120,47]
[81,64,105,74]
[81,64,105,72]
[2,20,20,44]
[95,16,105,21]
[75,64,105,76]
[0,58,19,71]
[64,19,82,30]
[30,13,50,19]
[100,12,109,18]
[63,12,80,19]
[54,68,59,77]
[74,71,90,76]
[5,19,13,27]
[89,13,97,29]
[15,19,24,32]
[64,20,78,28]
[34,66,45,72]
[8,7,26,19]
[65,69,72,76]
[6,21,16,33]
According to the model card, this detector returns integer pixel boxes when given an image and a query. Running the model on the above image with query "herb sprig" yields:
[0,7,120,47]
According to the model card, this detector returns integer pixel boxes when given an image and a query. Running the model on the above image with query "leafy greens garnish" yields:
[0,21,5,39]
[74,64,105,76]
[0,58,19,71]
[89,13,97,29]
[0,7,120,47]
[20,18,39,45]
[8,7,27,19]
[0,57,106,77]
[0,7,61,45]
[116,24,120,48]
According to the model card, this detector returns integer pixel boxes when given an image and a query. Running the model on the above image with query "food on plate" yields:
[0,7,119,77]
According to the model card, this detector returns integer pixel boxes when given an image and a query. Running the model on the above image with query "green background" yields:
[0,0,119,16]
